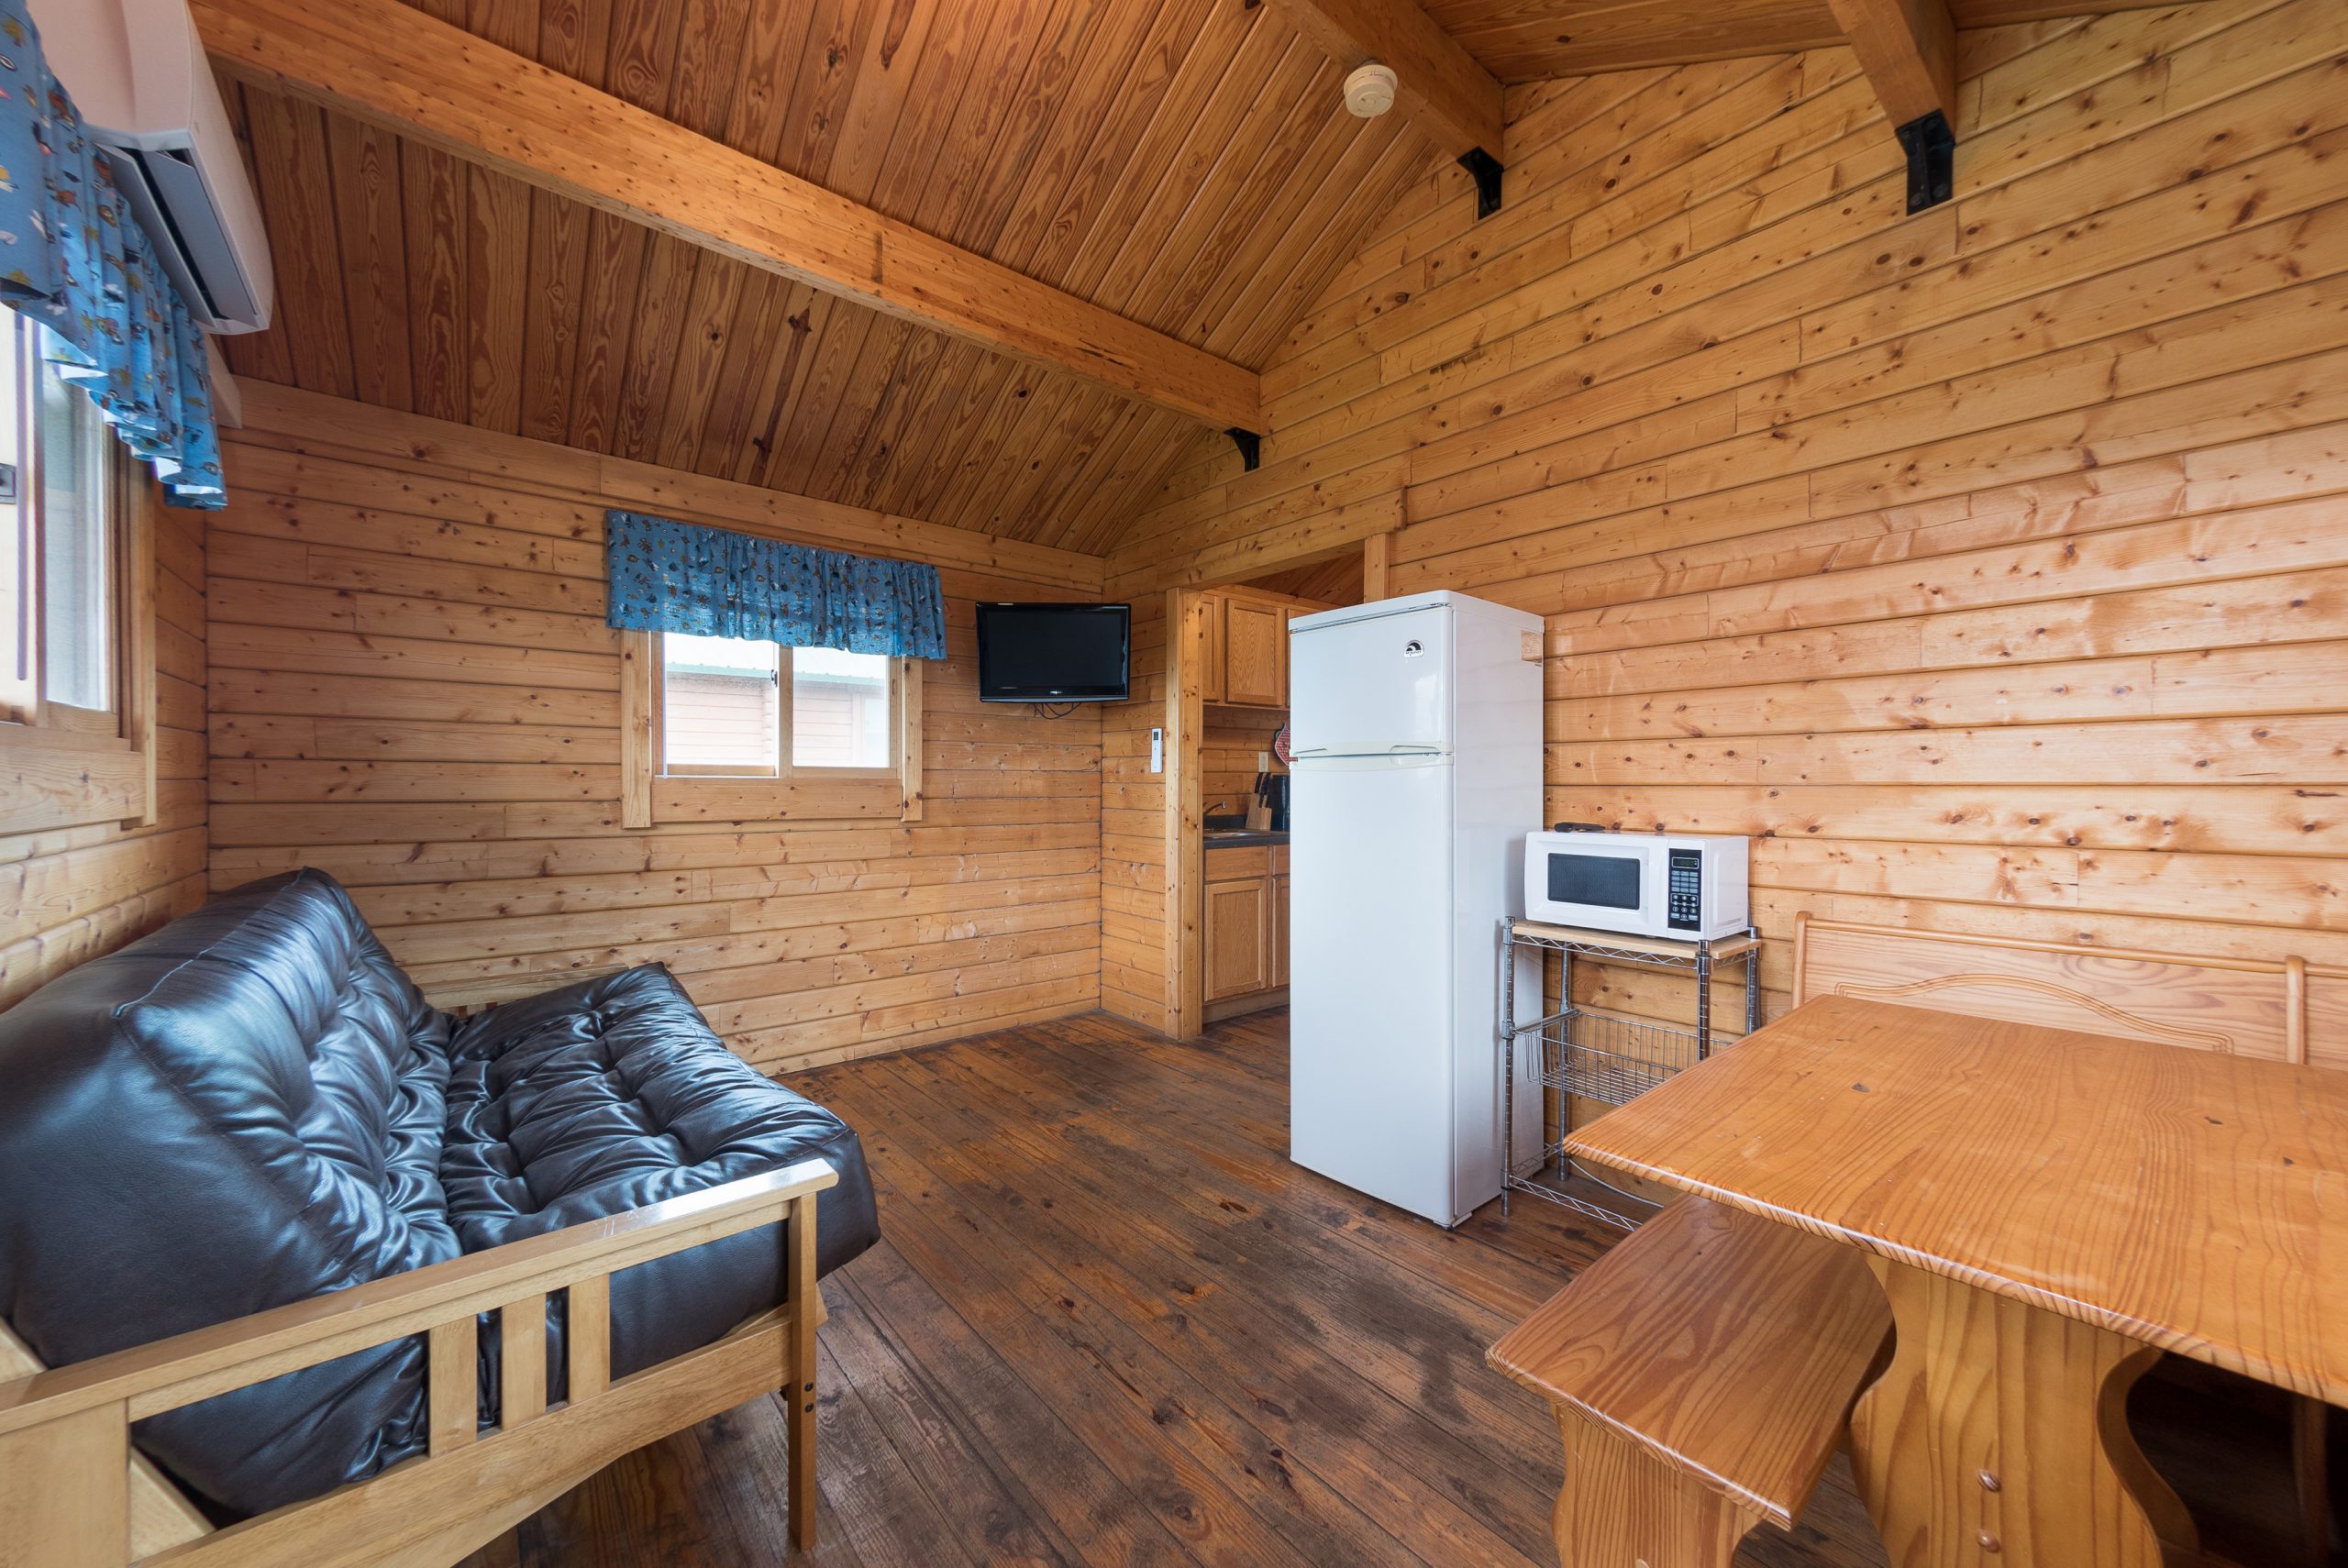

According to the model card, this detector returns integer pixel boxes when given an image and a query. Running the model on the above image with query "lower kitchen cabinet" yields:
[1204,876,1271,1000]
[1203,844,1289,1018]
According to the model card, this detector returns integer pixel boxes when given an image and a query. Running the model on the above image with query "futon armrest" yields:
[0,1157,837,1437]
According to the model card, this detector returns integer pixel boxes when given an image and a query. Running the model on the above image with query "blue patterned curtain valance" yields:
[605,511,947,659]
[0,4,226,508]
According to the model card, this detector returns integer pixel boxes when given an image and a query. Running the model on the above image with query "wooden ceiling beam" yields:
[1274,0,1506,165]
[1824,0,1959,129]
[192,0,1262,433]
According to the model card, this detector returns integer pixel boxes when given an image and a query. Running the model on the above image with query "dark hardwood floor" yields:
[460,1007,1888,1568]
[460,1007,2331,1568]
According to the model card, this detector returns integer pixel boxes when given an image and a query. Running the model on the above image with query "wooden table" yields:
[1563,994,2348,1568]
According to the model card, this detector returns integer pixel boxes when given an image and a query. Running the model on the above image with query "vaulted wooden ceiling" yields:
[209,0,2196,555]
[215,0,1437,553]
[1420,0,2181,82]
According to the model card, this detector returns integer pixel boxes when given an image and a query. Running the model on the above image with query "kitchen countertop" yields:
[1202,830,1290,846]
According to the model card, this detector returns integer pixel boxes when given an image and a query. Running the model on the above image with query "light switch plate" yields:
[1149,728,1164,773]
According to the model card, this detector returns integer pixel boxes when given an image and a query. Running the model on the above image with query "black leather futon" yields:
[0,869,880,1518]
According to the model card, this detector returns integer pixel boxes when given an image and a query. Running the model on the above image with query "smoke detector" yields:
[1344,62,1399,118]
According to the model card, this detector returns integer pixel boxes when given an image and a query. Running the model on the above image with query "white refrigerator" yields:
[1286,590,1544,1228]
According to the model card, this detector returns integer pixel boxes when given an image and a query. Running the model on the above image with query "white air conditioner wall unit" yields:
[32,0,274,335]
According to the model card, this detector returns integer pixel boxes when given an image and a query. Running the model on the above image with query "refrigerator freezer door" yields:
[1288,603,1452,759]
[1289,753,1456,1224]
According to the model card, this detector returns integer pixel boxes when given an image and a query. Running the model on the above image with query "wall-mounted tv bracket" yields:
[1898,110,1955,213]
[1457,148,1504,219]
[1225,427,1261,471]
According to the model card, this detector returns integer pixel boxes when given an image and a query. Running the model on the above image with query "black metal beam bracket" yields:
[1225,428,1261,471]
[1897,110,1955,214]
[1456,148,1504,220]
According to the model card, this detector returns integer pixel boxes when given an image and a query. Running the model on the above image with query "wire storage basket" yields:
[1497,918,1760,1230]
[1534,1011,1704,1107]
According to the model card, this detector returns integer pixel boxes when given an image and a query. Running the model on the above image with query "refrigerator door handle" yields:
[1290,751,1450,772]
[1292,743,1445,757]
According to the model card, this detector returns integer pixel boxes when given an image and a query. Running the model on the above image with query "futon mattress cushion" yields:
[442,964,879,1397]
[0,870,458,1518]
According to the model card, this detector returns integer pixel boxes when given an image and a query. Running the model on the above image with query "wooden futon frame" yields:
[0,1158,836,1568]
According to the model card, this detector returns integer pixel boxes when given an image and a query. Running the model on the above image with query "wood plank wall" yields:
[1101,596,1171,1030]
[1202,709,1288,810]
[1101,624,1298,1033]
[0,502,208,1009]
[1110,0,2348,1035]
[207,384,1107,1074]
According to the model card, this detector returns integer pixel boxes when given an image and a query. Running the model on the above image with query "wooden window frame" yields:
[620,628,923,829]
[0,324,157,837]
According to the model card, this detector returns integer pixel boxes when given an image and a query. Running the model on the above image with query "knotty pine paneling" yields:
[1101,608,1306,1035]
[0,502,208,1009]
[1110,0,2348,1036]
[209,385,1106,1075]
[220,0,1441,554]
[1419,0,2184,83]
[1100,595,1170,1031]
[1202,708,1289,811]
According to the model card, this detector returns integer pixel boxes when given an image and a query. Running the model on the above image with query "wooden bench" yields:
[1488,1195,1891,1566]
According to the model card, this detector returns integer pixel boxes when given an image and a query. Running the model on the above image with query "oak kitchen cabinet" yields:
[1195,591,1290,710]
[1204,842,1289,1018]
[1223,599,1287,707]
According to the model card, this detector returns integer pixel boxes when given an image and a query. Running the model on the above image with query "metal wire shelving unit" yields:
[1498,918,1760,1231]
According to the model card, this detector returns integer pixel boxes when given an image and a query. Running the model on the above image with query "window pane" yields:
[0,321,28,718]
[34,341,111,712]
[663,633,779,773]
[792,647,891,769]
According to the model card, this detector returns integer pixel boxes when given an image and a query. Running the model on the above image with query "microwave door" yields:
[1546,846,1652,927]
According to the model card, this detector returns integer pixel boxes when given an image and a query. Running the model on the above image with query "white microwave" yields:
[1523,831,1750,942]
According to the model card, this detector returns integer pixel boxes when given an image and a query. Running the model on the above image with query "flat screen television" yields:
[976,602,1131,702]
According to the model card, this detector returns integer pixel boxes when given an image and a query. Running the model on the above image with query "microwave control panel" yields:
[1667,847,1701,932]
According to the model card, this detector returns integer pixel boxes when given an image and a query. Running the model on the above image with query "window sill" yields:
[0,726,150,835]
[649,776,911,825]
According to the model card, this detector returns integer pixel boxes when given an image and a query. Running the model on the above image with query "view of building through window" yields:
[34,343,114,714]
[791,646,890,769]
[0,319,117,723]
[661,632,780,774]
[660,634,891,775]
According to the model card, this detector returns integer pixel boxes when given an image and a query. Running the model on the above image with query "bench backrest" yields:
[1790,912,2345,1069]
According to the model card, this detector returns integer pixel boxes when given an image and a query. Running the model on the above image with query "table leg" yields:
[1848,1259,2198,1568]
[2292,1394,2331,1568]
